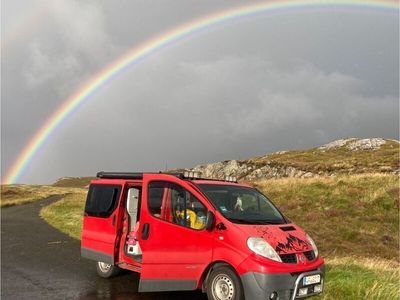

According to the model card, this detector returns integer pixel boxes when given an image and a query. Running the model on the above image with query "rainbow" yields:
[3,0,398,184]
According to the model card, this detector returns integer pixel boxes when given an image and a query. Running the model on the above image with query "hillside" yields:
[52,176,94,188]
[0,185,85,207]
[178,138,399,180]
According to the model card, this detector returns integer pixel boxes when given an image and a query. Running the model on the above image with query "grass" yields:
[249,140,399,175]
[52,177,94,188]
[0,184,86,207]
[39,173,400,299]
[322,257,399,300]
[40,192,87,239]
[255,173,399,260]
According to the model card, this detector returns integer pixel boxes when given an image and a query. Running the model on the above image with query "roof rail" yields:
[96,171,237,182]
[96,171,185,180]
[96,172,144,179]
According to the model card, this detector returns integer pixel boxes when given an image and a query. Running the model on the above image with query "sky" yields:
[1,0,399,184]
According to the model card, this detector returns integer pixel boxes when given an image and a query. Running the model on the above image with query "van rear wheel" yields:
[206,266,244,300]
[96,261,120,278]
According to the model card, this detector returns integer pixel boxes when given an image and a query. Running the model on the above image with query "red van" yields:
[81,172,324,300]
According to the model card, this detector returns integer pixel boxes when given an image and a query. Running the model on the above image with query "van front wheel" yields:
[96,261,120,278]
[206,266,244,300]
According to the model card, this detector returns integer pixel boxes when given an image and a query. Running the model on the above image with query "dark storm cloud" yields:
[1,0,398,183]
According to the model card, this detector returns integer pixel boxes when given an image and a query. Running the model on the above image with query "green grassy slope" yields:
[52,177,94,188]
[248,139,399,175]
[256,174,399,260]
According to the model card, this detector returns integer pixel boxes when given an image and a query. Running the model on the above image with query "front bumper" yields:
[240,266,325,300]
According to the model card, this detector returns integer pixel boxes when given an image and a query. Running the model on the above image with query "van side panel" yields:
[81,181,125,264]
[81,216,119,262]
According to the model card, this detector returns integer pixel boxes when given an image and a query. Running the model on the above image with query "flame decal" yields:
[275,234,310,254]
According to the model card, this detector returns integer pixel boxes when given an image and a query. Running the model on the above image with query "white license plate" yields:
[303,274,321,286]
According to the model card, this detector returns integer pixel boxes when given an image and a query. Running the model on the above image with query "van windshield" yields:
[197,184,286,225]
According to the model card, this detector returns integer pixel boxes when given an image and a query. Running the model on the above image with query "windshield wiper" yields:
[234,219,284,225]
[229,218,283,225]
[229,218,253,224]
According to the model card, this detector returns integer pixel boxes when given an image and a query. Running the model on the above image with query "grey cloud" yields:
[22,0,118,92]
[22,55,398,183]
[48,0,114,59]
[23,42,80,87]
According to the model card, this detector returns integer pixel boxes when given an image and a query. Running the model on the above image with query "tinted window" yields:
[85,184,121,218]
[148,181,207,230]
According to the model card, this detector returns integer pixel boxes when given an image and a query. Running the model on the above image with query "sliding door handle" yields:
[141,223,150,240]
[112,215,116,226]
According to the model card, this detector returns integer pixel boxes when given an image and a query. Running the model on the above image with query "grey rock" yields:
[346,138,386,151]
[318,138,356,150]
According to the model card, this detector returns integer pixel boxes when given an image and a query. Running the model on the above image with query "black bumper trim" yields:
[240,266,325,300]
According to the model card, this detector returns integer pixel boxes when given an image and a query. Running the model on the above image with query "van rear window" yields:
[85,184,121,218]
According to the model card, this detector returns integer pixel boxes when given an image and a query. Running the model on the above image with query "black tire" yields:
[95,261,120,278]
[206,266,244,300]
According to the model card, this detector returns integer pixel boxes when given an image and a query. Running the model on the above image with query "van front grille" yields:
[303,250,316,261]
[280,253,297,264]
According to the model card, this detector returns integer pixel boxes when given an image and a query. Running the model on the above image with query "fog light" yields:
[269,291,278,300]
[298,288,308,296]
[314,284,322,293]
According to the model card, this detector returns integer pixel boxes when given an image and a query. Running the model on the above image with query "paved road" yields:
[1,197,207,300]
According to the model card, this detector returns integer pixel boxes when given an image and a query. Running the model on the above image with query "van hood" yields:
[235,223,313,254]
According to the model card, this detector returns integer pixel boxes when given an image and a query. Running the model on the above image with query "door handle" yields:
[112,215,116,226]
[141,223,150,240]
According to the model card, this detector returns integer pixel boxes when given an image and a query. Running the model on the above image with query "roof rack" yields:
[96,171,184,180]
[96,172,144,179]
[96,171,237,183]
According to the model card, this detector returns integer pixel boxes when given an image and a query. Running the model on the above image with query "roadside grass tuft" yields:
[322,257,399,300]
[40,192,87,240]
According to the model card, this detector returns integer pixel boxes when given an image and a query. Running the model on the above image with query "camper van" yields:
[81,172,324,300]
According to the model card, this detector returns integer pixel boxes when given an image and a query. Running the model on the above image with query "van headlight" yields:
[306,234,319,258]
[247,237,282,262]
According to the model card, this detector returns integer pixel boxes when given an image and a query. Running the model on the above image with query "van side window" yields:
[85,184,121,218]
[148,182,165,217]
[148,181,207,230]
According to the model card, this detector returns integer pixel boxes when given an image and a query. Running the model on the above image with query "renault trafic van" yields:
[81,172,324,300]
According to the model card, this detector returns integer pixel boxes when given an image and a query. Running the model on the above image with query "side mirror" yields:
[205,211,215,231]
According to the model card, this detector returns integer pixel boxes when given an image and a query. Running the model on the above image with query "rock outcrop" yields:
[318,138,387,151]
[346,138,386,151]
